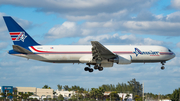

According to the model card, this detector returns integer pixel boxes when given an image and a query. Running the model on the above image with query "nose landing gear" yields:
[161,61,166,70]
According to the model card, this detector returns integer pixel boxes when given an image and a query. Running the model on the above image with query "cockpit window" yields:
[168,49,172,52]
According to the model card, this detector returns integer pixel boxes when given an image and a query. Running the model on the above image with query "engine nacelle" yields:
[108,55,132,64]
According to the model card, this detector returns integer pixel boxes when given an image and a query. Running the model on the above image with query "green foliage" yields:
[13,98,18,101]
[57,84,62,91]
[42,85,51,89]
[55,79,143,100]
[128,78,142,97]
[0,92,6,97]
[43,98,48,101]
[53,98,58,101]
[58,94,64,101]
[109,91,120,101]
[62,85,85,93]
[63,85,69,91]
[145,92,171,100]
[0,97,5,100]
[33,98,38,101]
[171,88,180,101]
[99,78,142,99]
[134,95,141,101]
[70,85,85,93]
[89,87,105,100]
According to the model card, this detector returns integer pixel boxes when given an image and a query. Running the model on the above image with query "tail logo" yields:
[10,32,27,42]
[133,48,159,57]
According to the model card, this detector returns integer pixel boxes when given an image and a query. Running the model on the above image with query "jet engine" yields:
[108,55,132,64]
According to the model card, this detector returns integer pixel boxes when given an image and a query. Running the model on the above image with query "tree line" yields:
[52,78,180,101]
[1,78,180,101]
[51,78,143,101]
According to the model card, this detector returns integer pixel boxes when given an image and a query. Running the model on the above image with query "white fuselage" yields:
[12,45,175,64]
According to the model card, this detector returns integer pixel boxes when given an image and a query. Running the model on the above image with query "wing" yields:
[91,41,117,63]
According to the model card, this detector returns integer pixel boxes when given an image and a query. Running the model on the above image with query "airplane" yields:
[3,16,175,72]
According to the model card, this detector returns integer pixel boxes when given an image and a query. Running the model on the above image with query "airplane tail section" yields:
[3,16,40,48]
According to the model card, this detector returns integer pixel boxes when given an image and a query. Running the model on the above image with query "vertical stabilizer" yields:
[3,16,40,48]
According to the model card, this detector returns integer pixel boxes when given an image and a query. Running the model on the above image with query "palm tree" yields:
[42,85,49,89]
[57,84,62,91]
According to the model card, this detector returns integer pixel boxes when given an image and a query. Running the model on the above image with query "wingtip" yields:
[91,41,98,42]
[91,41,98,44]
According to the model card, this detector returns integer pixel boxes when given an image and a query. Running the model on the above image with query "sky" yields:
[0,0,180,95]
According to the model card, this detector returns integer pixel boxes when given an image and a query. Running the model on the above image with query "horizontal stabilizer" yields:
[13,45,33,54]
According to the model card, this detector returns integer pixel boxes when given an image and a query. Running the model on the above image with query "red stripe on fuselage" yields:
[31,46,135,54]
[160,52,174,55]
[30,46,92,54]
[114,52,134,54]
[30,46,173,55]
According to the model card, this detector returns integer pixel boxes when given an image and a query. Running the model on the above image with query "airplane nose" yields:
[172,52,176,58]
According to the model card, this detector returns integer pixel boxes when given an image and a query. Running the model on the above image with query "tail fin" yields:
[3,16,40,48]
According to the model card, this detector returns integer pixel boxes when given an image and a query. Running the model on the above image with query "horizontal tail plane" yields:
[12,45,33,54]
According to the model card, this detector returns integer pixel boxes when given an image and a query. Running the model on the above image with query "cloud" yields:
[166,11,180,22]
[120,21,180,36]
[0,42,8,49]
[1,1,180,38]
[0,0,156,15]
[0,13,7,32]
[45,21,82,38]
[0,0,157,22]
[176,42,180,48]
[170,0,180,10]
[65,9,129,21]
[167,57,180,66]
[46,18,180,39]
[75,33,165,45]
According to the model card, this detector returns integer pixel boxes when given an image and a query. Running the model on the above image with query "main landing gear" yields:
[161,61,166,70]
[84,64,103,73]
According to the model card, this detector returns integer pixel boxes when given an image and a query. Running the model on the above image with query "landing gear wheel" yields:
[160,61,166,70]
[89,68,93,72]
[84,67,89,71]
[98,67,103,71]
[94,65,98,70]
[161,66,165,70]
